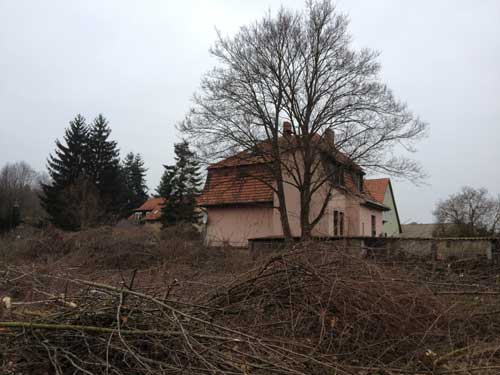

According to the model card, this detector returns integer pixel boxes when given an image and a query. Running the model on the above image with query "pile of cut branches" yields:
[2,244,500,374]
[207,247,449,366]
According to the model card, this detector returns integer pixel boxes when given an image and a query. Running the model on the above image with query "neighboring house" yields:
[401,223,456,238]
[130,197,206,231]
[131,197,165,224]
[364,178,402,237]
[198,123,391,247]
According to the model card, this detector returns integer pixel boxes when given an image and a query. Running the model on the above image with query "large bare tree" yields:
[433,186,500,237]
[182,0,427,239]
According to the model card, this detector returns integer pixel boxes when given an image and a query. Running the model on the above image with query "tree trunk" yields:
[276,182,293,242]
[274,168,293,242]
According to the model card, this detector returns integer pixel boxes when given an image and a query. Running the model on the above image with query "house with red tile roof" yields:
[131,197,165,223]
[198,124,396,247]
[364,178,402,236]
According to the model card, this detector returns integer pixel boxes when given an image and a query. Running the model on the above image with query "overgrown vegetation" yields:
[2,229,500,374]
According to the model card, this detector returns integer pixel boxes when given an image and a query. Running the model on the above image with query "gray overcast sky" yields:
[1,0,499,223]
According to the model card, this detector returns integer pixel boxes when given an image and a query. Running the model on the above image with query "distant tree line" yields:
[0,161,47,232]
[40,114,148,230]
[433,186,500,237]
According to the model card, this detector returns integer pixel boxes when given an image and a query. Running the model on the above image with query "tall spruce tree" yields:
[156,164,176,199]
[41,114,128,229]
[87,114,123,217]
[40,114,91,229]
[159,141,202,226]
[122,152,148,214]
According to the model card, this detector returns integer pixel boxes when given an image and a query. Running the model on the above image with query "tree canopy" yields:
[41,114,132,230]
[122,152,149,215]
[433,186,500,237]
[157,141,202,226]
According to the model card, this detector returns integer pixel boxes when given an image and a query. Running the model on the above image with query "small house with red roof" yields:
[198,123,399,247]
[364,178,402,236]
[131,197,165,223]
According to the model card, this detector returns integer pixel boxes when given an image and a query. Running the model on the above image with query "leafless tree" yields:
[433,186,500,237]
[182,0,427,239]
[0,161,46,229]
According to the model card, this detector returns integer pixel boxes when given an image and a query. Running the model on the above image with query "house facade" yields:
[198,127,392,247]
[364,178,402,237]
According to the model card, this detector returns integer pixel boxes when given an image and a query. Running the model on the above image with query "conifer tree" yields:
[87,114,123,217]
[122,152,149,214]
[40,114,90,229]
[156,164,176,199]
[159,141,202,226]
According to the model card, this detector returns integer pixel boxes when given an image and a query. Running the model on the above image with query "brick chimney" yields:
[283,121,293,137]
[324,128,335,149]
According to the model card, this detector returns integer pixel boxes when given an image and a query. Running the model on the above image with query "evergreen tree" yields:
[41,114,128,229]
[46,114,89,186]
[156,164,176,199]
[87,114,123,217]
[159,141,202,226]
[40,115,91,229]
[122,152,149,214]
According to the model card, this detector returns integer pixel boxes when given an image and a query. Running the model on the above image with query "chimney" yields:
[324,129,335,149]
[283,121,293,137]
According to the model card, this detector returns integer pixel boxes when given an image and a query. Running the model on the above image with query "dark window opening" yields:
[371,215,376,237]
[334,210,344,236]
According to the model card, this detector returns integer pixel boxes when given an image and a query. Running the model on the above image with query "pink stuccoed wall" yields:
[204,152,384,247]
[204,189,383,247]
[205,206,276,247]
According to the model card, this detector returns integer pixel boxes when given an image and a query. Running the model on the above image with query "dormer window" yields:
[351,172,363,192]
[333,165,344,186]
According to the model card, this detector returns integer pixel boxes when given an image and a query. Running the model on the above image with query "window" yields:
[371,215,376,237]
[333,165,344,186]
[334,210,344,236]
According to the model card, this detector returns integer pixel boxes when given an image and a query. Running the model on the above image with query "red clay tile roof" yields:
[134,197,166,212]
[363,178,390,204]
[198,164,274,206]
[199,133,365,206]
[209,134,362,171]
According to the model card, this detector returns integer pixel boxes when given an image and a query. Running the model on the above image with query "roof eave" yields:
[199,200,273,208]
[362,199,390,211]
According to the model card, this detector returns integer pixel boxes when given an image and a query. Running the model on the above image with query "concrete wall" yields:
[249,237,497,262]
[435,239,493,260]
[374,238,494,261]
